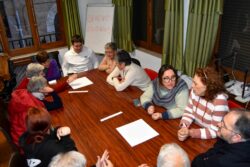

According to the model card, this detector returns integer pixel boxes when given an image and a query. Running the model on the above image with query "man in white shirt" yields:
[106,50,151,91]
[62,35,98,76]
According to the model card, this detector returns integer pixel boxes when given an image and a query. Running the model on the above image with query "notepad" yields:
[116,119,159,147]
[69,77,93,89]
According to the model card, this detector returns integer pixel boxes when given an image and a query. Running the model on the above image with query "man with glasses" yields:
[192,109,250,167]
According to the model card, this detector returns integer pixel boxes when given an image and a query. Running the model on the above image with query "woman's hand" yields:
[57,126,71,140]
[151,112,162,120]
[177,127,189,141]
[147,105,155,115]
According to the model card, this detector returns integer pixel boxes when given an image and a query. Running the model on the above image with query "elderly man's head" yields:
[26,63,44,78]
[49,151,86,167]
[217,109,250,144]
[157,143,190,167]
[27,76,47,93]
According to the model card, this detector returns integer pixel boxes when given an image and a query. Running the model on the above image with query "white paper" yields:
[69,77,93,89]
[116,119,159,147]
[48,80,57,85]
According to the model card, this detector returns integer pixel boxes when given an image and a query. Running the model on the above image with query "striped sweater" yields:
[180,89,229,139]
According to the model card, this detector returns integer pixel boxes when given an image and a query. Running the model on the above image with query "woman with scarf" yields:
[140,65,189,120]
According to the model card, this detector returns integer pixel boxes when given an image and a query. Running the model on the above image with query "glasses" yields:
[220,119,238,134]
[202,69,208,80]
[162,76,176,83]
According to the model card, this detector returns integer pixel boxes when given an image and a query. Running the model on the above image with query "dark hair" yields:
[36,50,49,64]
[195,67,226,101]
[71,34,84,44]
[235,112,250,140]
[25,107,51,144]
[117,50,132,66]
[158,64,179,85]
[105,42,117,51]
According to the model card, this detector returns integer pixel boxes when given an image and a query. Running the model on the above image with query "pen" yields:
[68,90,88,93]
[100,111,123,122]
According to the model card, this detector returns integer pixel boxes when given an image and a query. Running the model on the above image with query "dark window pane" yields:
[218,0,250,71]
[152,0,164,45]
[132,1,147,41]
[33,0,62,44]
[2,0,34,50]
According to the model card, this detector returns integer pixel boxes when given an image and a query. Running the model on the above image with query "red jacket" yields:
[8,89,45,147]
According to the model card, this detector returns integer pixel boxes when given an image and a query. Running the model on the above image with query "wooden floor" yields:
[49,70,216,167]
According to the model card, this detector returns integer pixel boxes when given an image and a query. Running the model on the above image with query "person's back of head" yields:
[26,63,44,78]
[157,143,190,167]
[49,151,86,167]
[25,107,51,144]
[234,109,250,141]
[27,76,47,93]
[36,50,49,64]
[117,50,132,66]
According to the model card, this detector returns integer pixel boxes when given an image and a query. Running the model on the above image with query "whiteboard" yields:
[85,4,114,54]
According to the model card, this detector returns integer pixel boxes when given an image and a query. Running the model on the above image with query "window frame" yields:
[133,0,163,54]
[0,0,66,57]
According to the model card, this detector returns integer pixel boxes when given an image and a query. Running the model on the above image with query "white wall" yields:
[77,0,162,71]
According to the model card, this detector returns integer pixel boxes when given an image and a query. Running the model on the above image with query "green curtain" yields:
[112,0,133,52]
[184,0,223,76]
[162,0,184,71]
[62,0,82,47]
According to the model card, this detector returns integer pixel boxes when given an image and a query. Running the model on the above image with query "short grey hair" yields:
[48,151,87,167]
[105,42,117,51]
[26,63,44,78]
[27,76,47,92]
[157,143,190,167]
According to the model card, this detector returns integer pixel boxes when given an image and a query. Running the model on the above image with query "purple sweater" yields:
[46,59,61,81]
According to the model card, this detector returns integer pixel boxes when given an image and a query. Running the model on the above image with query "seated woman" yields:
[16,63,44,90]
[178,67,229,141]
[8,76,63,147]
[98,42,117,74]
[19,107,77,167]
[27,76,63,111]
[36,50,61,81]
[106,50,151,91]
[140,65,189,120]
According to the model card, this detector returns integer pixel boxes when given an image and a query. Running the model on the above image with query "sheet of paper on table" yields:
[69,77,93,89]
[116,119,159,147]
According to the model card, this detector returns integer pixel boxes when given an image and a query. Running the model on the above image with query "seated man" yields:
[98,42,117,74]
[106,50,151,91]
[192,109,250,167]
[62,34,98,76]
[139,143,190,167]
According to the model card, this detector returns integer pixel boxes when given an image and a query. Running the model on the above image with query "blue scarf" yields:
[152,78,187,107]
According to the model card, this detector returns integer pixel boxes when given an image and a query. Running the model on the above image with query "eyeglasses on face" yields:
[221,119,238,134]
[162,76,176,83]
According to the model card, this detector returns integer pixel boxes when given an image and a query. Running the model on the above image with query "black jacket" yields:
[192,138,250,167]
[20,127,77,167]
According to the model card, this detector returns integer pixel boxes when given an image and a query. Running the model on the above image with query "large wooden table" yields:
[51,70,216,166]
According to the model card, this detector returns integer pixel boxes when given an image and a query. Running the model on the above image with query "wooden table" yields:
[51,70,216,166]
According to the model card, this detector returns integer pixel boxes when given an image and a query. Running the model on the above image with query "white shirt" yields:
[62,46,98,76]
[106,63,151,91]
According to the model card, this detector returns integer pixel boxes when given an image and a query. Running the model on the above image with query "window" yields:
[0,0,65,57]
[218,0,250,72]
[132,0,165,53]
